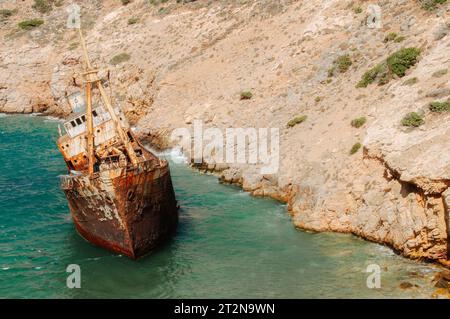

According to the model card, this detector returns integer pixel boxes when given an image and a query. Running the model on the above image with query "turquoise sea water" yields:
[0,114,443,298]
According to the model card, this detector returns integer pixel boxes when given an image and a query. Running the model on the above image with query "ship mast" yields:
[77,28,139,173]
[78,28,95,175]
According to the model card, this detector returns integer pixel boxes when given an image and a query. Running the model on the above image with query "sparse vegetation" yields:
[351,117,367,128]
[149,0,168,5]
[122,0,132,5]
[383,32,406,43]
[401,112,424,127]
[128,17,139,25]
[383,32,398,43]
[158,6,169,15]
[394,36,406,43]
[32,0,53,14]
[287,115,307,128]
[429,100,450,112]
[240,91,253,100]
[350,142,362,155]
[387,47,421,77]
[18,19,44,30]
[420,0,447,11]
[110,53,131,65]
[328,54,352,77]
[0,9,17,19]
[68,42,79,50]
[353,6,362,14]
[357,48,420,87]
[327,67,335,78]
[357,63,387,88]
[432,69,448,78]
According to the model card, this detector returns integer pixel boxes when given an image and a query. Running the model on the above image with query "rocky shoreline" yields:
[129,121,448,265]
[1,0,449,269]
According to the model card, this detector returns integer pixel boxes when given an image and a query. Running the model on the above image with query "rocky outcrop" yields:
[184,148,449,261]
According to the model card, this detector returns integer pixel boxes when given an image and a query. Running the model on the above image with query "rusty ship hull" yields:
[57,27,179,259]
[61,157,178,259]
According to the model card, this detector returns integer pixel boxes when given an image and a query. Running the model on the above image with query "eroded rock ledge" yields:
[209,155,448,263]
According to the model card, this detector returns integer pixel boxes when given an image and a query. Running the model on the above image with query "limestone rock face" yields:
[1,0,449,261]
[364,38,450,195]
[0,44,57,114]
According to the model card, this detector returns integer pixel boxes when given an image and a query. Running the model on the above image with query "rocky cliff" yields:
[1,0,449,263]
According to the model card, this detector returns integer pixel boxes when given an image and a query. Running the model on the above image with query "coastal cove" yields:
[0,114,445,298]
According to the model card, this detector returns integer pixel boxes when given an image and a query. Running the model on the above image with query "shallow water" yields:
[0,115,442,298]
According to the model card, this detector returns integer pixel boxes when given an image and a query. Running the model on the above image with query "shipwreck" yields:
[57,29,178,259]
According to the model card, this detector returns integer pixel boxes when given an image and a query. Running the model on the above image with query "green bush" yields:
[327,67,335,77]
[387,48,421,77]
[149,0,168,4]
[128,17,139,25]
[420,0,447,10]
[110,53,131,65]
[240,91,253,100]
[357,48,420,87]
[287,115,307,128]
[353,7,362,14]
[429,100,450,112]
[0,9,17,19]
[401,112,424,127]
[32,0,52,14]
[356,63,387,88]
[351,117,367,128]
[350,142,362,155]
[383,32,398,43]
[383,32,406,43]
[328,54,352,77]
[68,42,79,50]
[18,19,44,30]
[122,0,132,5]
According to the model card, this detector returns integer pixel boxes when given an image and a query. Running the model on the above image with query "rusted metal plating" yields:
[57,27,178,259]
